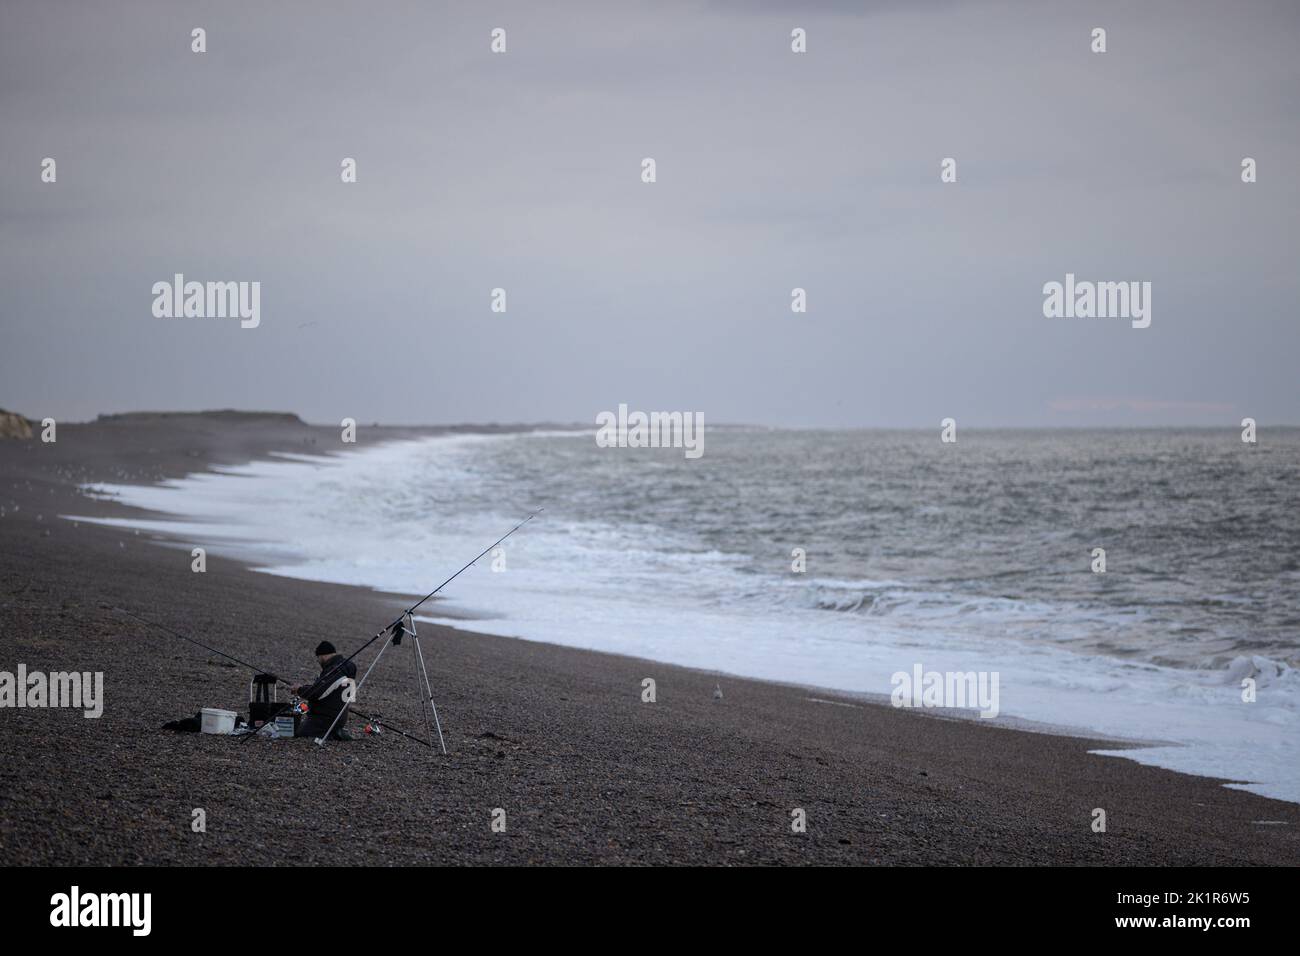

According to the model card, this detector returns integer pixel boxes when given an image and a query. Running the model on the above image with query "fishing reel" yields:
[363,714,384,737]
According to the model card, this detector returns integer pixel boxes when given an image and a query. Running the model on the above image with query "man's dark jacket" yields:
[300,654,358,723]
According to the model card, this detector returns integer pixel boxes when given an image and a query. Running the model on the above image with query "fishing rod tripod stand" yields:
[316,612,447,755]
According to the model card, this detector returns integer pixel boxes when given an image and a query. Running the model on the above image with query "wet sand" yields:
[1,412,1297,865]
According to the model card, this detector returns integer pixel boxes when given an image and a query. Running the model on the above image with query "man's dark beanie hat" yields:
[315,641,337,656]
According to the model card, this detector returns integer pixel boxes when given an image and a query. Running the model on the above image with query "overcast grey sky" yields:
[1,0,1297,427]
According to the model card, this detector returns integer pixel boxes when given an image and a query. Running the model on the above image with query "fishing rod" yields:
[243,509,544,745]
[351,711,437,750]
[110,604,316,740]
[400,508,543,623]
[111,605,288,686]
[282,506,544,692]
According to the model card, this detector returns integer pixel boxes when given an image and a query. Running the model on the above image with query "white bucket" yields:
[200,707,237,735]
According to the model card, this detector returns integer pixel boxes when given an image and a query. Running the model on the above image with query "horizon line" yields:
[9,407,1296,432]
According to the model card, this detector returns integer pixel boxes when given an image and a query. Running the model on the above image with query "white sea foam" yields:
[67,432,1300,803]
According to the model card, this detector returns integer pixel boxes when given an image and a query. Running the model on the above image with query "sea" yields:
[70,427,1300,803]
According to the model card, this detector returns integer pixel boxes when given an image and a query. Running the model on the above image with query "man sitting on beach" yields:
[289,641,357,741]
